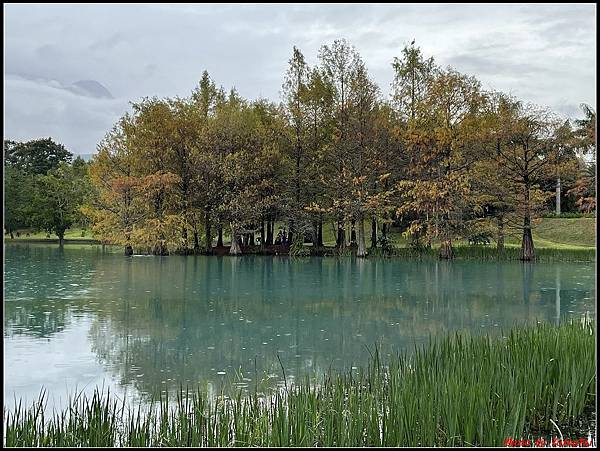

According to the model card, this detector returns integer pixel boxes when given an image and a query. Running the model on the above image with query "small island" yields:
[3,3,596,448]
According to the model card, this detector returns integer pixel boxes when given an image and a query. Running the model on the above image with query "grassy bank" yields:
[532,218,596,248]
[5,217,595,262]
[8,217,596,248]
[6,227,94,241]
[379,245,596,262]
[319,217,596,250]
[4,321,595,447]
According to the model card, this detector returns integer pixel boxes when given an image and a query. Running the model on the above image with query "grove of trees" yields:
[4,41,597,260]
[4,138,92,245]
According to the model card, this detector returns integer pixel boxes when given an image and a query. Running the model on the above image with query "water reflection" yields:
[4,243,596,405]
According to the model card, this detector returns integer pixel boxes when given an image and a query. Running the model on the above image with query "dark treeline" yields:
[4,41,597,259]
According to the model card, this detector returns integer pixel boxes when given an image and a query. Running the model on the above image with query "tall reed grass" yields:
[4,321,595,447]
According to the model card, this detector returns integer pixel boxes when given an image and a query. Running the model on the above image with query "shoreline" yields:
[4,240,596,262]
[5,238,102,245]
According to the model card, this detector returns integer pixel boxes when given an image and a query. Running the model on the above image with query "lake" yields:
[4,243,596,409]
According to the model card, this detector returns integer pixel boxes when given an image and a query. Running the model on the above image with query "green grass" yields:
[379,245,595,262]
[4,321,595,447]
[7,227,94,241]
[7,217,595,258]
[533,218,596,248]
[314,217,596,250]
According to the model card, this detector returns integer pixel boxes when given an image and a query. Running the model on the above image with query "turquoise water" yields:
[4,243,596,407]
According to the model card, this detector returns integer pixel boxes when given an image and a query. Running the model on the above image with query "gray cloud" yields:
[4,3,596,155]
[446,54,545,77]
[5,75,128,155]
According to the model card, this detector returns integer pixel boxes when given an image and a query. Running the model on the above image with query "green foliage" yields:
[28,163,92,241]
[4,166,34,234]
[289,238,310,257]
[467,232,493,245]
[3,139,92,240]
[4,138,72,175]
[573,104,596,155]
[377,235,394,254]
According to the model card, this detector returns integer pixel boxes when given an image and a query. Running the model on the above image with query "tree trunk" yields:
[154,241,167,256]
[312,216,318,247]
[370,217,377,249]
[414,233,420,249]
[181,227,188,253]
[288,219,294,248]
[520,216,535,261]
[193,231,200,254]
[382,221,388,240]
[217,224,223,247]
[336,220,345,248]
[57,230,65,247]
[317,219,323,247]
[555,176,561,216]
[497,215,505,252]
[350,220,357,245]
[125,230,133,255]
[357,217,367,257]
[266,220,274,245]
[260,219,265,250]
[521,182,535,261]
[229,223,242,255]
[205,210,212,254]
[439,239,454,259]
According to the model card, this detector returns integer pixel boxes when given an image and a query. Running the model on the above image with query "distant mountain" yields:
[67,80,113,99]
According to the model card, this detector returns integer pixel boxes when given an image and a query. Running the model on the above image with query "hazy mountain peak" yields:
[68,80,113,99]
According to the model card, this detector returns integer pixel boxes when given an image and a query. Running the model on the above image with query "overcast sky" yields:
[4,3,597,156]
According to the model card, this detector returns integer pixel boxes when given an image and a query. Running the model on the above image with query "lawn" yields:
[7,227,93,241]
[319,217,596,250]
[533,218,596,248]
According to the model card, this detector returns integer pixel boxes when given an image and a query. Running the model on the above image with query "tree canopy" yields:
[5,41,596,259]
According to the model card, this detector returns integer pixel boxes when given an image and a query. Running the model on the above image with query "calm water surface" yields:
[4,243,596,407]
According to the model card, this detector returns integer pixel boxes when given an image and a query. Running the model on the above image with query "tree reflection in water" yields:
[4,244,596,403]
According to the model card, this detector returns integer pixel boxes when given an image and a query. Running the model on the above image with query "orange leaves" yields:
[108,176,140,195]
[139,171,180,196]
